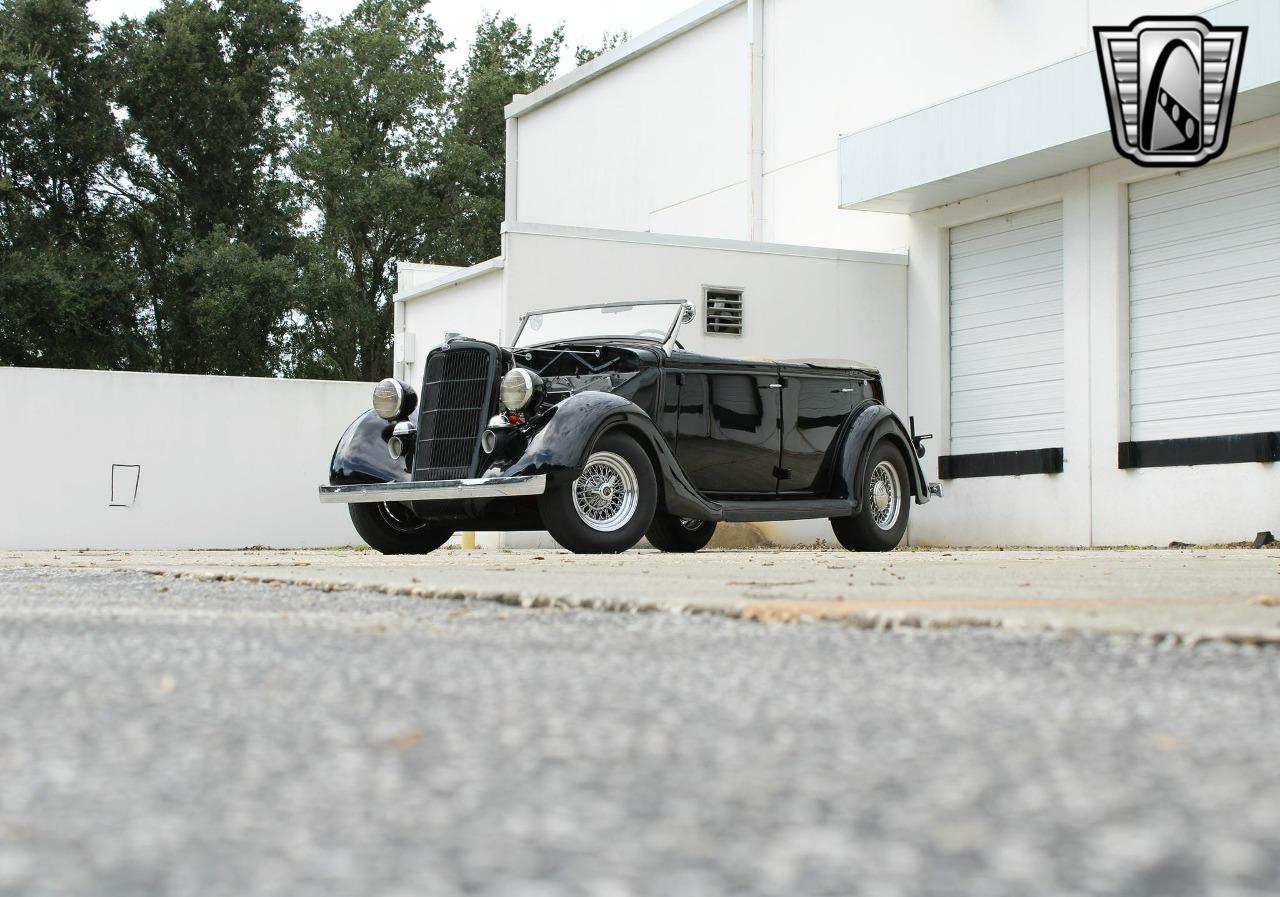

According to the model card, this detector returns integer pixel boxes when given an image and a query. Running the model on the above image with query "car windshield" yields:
[513,302,684,348]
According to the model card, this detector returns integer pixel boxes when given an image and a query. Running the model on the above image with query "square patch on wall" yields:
[110,464,141,508]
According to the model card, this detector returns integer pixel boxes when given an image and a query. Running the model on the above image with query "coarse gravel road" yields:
[1,568,1278,897]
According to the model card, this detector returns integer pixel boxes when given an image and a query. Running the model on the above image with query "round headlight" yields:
[499,367,542,412]
[372,378,416,420]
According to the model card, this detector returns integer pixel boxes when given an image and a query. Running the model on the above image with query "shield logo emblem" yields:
[1094,17,1247,167]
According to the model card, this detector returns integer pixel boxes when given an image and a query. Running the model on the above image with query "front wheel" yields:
[830,441,910,552]
[647,514,717,552]
[539,431,657,554]
[348,502,453,555]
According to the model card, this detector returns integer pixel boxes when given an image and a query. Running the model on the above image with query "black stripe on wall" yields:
[938,447,1064,480]
[1118,432,1280,469]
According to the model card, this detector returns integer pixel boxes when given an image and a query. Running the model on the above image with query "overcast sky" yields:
[87,0,697,73]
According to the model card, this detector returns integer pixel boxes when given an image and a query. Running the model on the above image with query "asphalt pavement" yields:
[1,567,1278,896]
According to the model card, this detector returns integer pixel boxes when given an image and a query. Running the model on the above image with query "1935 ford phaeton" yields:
[319,300,940,554]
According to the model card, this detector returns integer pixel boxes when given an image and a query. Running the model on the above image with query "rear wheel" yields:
[830,440,910,552]
[349,502,453,555]
[539,431,657,554]
[647,514,717,552]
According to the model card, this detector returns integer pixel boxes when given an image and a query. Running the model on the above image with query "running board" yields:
[717,500,852,522]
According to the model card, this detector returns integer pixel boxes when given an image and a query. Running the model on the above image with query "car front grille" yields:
[413,346,495,481]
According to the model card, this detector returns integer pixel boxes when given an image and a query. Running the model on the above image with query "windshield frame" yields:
[511,300,687,349]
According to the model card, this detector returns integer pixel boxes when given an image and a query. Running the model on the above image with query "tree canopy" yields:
[0,0,595,379]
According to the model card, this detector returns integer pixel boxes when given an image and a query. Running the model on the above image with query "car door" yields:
[669,360,782,496]
[778,369,866,495]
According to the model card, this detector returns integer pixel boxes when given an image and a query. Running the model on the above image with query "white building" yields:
[396,0,1279,547]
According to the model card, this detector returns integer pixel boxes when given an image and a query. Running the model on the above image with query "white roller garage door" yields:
[949,203,1065,455]
[1128,148,1280,442]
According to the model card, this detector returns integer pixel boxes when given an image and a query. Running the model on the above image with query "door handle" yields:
[767,383,783,389]
[837,387,858,393]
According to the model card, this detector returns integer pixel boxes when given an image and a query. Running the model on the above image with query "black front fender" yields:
[503,391,719,520]
[329,409,412,486]
[833,404,931,513]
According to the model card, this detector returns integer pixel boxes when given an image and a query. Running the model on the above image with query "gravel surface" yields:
[1,568,1279,897]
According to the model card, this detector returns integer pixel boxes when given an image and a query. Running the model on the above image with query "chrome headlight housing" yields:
[499,367,543,412]
[372,378,417,421]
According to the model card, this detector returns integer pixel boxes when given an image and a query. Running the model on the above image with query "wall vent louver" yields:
[704,288,743,335]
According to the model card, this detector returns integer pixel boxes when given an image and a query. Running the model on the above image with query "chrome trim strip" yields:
[318,475,547,505]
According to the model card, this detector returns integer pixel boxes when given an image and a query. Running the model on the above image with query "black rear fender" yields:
[834,404,930,512]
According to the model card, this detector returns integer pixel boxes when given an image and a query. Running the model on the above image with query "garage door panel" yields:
[950,346,1065,379]
[1130,332,1280,371]
[1129,148,1277,202]
[950,237,1063,278]
[1131,243,1280,288]
[1130,275,1280,319]
[949,267,1063,304]
[1130,389,1280,425]
[950,202,1062,243]
[1128,192,1280,252]
[950,283,1063,317]
[950,219,1064,260]
[952,362,1064,394]
[1131,366,1280,406]
[1129,153,1280,214]
[949,203,1064,456]
[949,249,1063,290]
[951,298,1063,332]
[950,411,1064,440]
[1125,409,1280,442]
[1129,150,1280,442]
[1130,295,1280,340]
[951,383,1064,422]
[950,313,1064,348]
[1131,221,1280,270]
[1131,352,1280,391]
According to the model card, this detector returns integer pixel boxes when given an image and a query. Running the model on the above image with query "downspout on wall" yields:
[747,0,764,241]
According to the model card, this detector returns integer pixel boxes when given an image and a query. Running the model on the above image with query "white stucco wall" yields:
[398,265,504,387]
[514,5,750,239]
[906,115,1280,547]
[508,1,1219,258]
[0,368,372,549]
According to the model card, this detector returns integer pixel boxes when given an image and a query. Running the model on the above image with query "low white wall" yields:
[0,368,371,549]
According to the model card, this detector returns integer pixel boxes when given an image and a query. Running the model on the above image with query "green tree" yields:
[105,0,303,375]
[573,29,628,66]
[434,14,561,266]
[0,0,143,369]
[287,0,449,381]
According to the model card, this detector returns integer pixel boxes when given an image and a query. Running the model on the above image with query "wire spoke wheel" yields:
[572,451,640,532]
[868,459,901,531]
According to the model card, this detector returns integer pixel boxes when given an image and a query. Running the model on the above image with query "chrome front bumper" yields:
[318,475,547,505]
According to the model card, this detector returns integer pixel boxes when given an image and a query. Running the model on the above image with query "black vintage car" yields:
[319,300,941,554]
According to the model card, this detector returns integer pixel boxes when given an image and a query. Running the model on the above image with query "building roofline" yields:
[393,257,504,303]
[503,221,908,266]
[504,0,745,119]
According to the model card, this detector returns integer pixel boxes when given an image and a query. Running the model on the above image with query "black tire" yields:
[647,514,717,552]
[539,431,657,554]
[830,440,911,552]
[348,502,453,555]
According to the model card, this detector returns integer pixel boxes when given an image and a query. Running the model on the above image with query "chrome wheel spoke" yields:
[571,451,639,532]
[869,460,901,531]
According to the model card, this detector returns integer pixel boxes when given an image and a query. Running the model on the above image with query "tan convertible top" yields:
[782,357,880,373]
